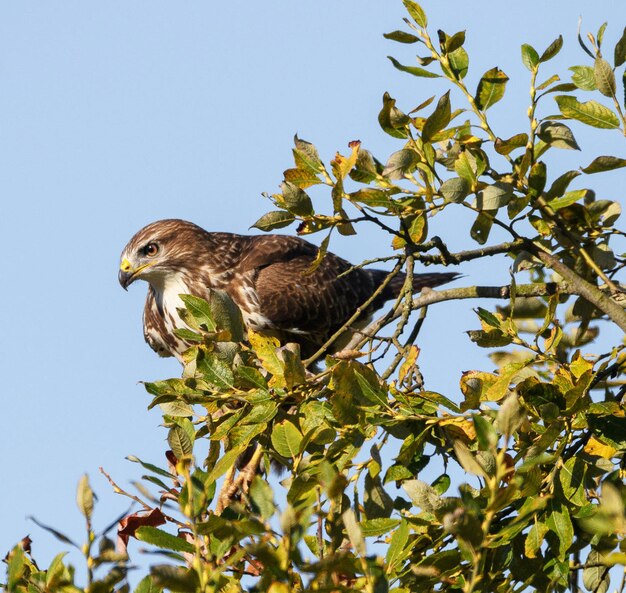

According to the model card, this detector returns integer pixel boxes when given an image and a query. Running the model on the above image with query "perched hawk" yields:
[119,219,458,362]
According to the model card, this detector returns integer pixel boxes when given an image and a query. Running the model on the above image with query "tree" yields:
[5,2,626,592]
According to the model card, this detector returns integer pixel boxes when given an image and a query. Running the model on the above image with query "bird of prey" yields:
[119,219,459,362]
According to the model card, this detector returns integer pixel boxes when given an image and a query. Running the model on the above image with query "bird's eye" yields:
[143,243,159,257]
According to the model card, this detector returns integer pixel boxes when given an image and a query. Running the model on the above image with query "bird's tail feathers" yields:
[376,270,461,301]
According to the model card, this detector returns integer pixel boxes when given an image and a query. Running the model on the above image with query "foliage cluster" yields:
[5,2,626,592]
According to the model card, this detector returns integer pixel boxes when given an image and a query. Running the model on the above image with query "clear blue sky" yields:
[1,0,625,580]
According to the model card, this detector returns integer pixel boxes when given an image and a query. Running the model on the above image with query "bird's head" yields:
[119,219,207,290]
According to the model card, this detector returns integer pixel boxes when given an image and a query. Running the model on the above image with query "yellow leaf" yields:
[584,436,616,459]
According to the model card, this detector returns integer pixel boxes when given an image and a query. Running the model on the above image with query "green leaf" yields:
[342,509,366,556]
[546,500,573,557]
[150,565,199,593]
[615,27,626,67]
[293,135,324,173]
[555,95,620,129]
[382,149,419,180]
[271,420,303,458]
[378,92,410,138]
[440,176,470,203]
[521,44,539,71]
[583,550,611,593]
[445,30,466,53]
[7,545,26,590]
[548,189,588,211]
[475,67,509,110]
[470,210,495,244]
[422,91,451,142]
[76,474,94,520]
[559,457,587,506]
[196,352,235,390]
[448,46,469,79]
[570,65,597,91]
[546,170,581,199]
[525,521,548,558]
[385,520,409,571]
[494,133,528,155]
[167,426,193,459]
[134,575,163,593]
[251,210,295,232]
[402,0,427,27]
[476,182,513,210]
[179,294,216,332]
[582,155,626,174]
[249,476,276,519]
[383,30,419,44]
[280,181,314,216]
[136,527,195,554]
[537,121,580,150]
[127,455,177,479]
[387,55,440,78]
[539,35,563,63]
[594,57,617,97]
[361,518,400,537]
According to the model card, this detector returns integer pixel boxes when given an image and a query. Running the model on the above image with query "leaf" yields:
[440,176,470,203]
[385,520,409,572]
[525,521,548,558]
[570,65,597,91]
[539,35,563,63]
[150,565,199,593]
[555,96,620,129]
[179,294,216,332]
[135,527,195,554]
[382,149,419,180]
[453,440,486,477]
[280,181,314,216]
[615,27,626,67]
[134,575,163,593]
[546,499,574,557]
[283,167,321,189]
[448,46,469,79]
[248,330,285,383]
[342,509,366,556]
[583,550,611,593]
[271,420,303,458]
[251,210,295,232]
[475,67,509,110]
[594,57,616,97]
[582,155,626,174]
[422,91,451,142]
[402,0,427,27]
[387,56,440,78]
[167,426,193,459]
[249,476,276,519]
[378,92,410,138]
[383,30,419,44]
[126,455,177,479]
[537,121,580,150]
[559,457,587,506]
[445,31,466,53]
[196,352,235,389]
[494,133,528,155]
[494,392,524,437]
[293,135,323,173]
[476,182,513,210]
[470,210,494,244]
[521,44,539,71]
[76,475,94,520]
[548,189,588,211]
[546,170,581,199]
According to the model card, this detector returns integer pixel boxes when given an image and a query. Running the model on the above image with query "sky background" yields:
[1,0,625,585]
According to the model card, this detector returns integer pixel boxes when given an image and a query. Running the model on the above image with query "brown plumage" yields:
[119,219,459,361]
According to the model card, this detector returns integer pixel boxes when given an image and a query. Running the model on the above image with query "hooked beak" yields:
[119,258,140,290]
